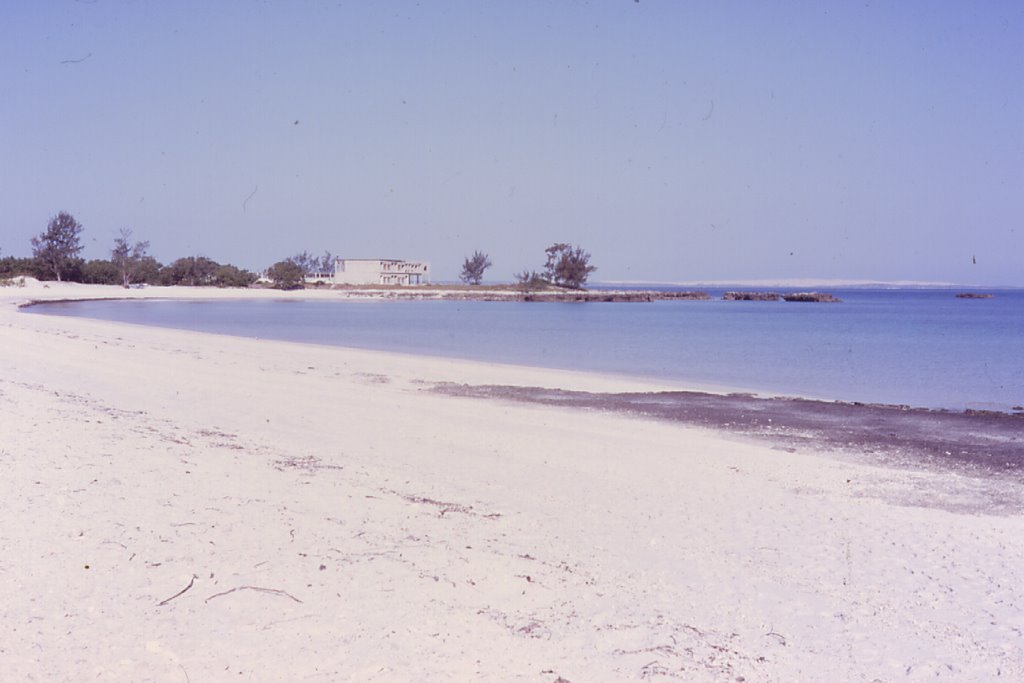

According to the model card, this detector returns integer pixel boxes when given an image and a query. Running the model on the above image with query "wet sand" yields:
[432,384,1024,476]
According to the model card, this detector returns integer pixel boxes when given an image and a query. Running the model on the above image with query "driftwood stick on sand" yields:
[157,574,197,607]
[205,585,304,604]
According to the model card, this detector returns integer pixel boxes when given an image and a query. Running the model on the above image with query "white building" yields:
[332,259,430,286]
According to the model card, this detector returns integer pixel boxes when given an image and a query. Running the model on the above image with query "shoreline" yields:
[23,293,1024,419]
[10,283,1021,476]
[7,281,1023,482]
[8,286,802,404]
[3,281,1023,680]
[16,283,1022,416]
[433,383,1024,481]
[8,276,858,305]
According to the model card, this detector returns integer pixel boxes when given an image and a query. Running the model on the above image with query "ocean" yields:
[26,288,1024,412]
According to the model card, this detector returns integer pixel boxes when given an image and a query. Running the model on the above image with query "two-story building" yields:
[331,259,430,286]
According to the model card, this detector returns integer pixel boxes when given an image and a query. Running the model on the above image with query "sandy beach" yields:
[2,281,1022,681]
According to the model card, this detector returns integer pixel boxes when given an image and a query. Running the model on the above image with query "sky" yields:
[1,1,1021,285]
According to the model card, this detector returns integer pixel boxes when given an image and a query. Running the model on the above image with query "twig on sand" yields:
[205,585,303,604]
[158,574,197,606]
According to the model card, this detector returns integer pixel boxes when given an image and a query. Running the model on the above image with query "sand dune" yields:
[1,282,1021,681]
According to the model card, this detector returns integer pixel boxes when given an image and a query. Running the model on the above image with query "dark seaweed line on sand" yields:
[430,383,1023,476]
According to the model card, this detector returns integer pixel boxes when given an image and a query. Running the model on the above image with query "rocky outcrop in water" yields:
[521,291,711,302]
[782,292,841,303]
[722,291,781,301]
[334,288,712,303]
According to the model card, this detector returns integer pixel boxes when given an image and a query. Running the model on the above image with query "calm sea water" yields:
[27,289,1024,411]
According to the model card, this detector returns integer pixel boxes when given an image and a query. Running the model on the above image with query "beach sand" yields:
[2,281,1022,681]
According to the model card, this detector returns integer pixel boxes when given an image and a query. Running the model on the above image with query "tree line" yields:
[246,242,596,290]
[264,251,334,290]
[2,211,598,290]
[460,242,596,290]
[4,212,344,291]
[2,211,258,288]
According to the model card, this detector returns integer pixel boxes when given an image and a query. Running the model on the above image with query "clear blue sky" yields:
[2,1,1021,284]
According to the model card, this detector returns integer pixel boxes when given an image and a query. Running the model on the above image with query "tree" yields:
[317,250,334,275]
[111,228,151,288]
[159,256,219,286]
[289,251,319,276]
[135,256,162,284]
[513,269,547,292]
[459,250,493,285]
[31,211,84,281]
[542,242,596,289]
[81,259,120,284]
[0,255,40,279]
[213,264,258,288]
[289,250,334,277]
[267,260,305,290]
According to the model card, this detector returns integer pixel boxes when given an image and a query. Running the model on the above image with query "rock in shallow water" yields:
[782,292,841,303]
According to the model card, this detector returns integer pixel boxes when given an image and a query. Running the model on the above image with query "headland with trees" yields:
[3,210,842,302]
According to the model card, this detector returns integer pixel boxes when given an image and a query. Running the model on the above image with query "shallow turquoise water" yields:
[27,289,1024,411]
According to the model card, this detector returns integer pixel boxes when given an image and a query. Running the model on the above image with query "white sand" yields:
[1,281,1021,681]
